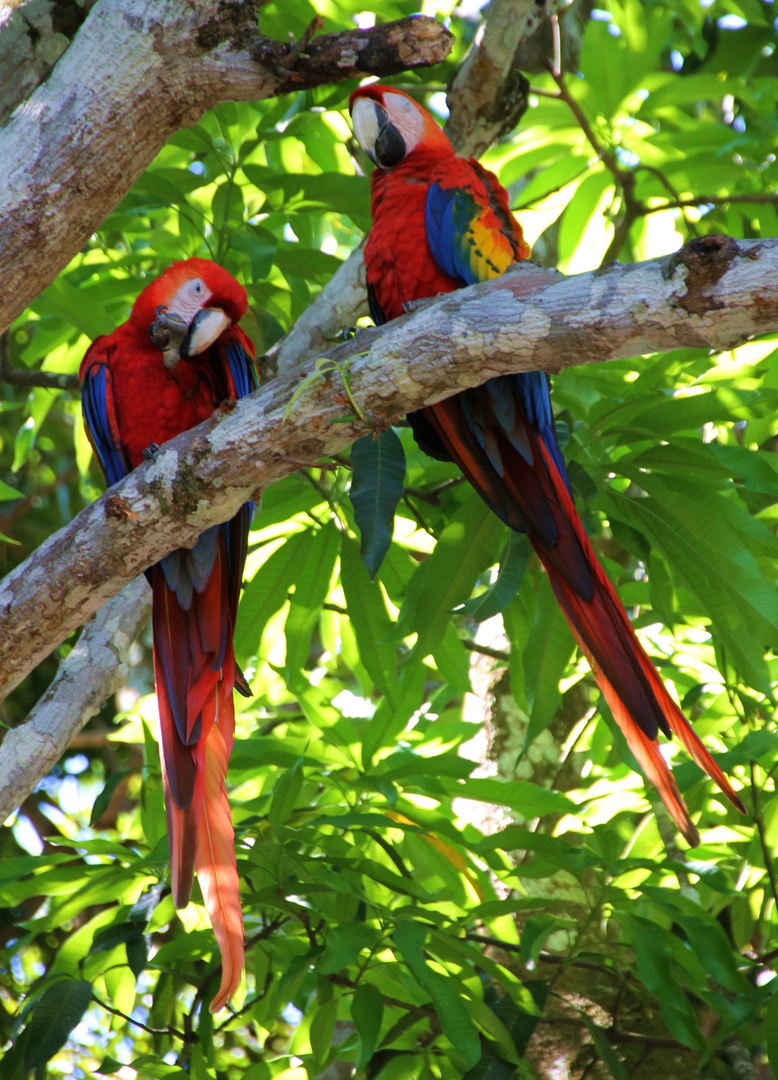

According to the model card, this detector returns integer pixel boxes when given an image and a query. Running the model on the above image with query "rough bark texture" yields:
[446,0,558,157]
[1,234,776,706]
[0,578,150,824]
[0,0,97,128]
[0,1,452,333]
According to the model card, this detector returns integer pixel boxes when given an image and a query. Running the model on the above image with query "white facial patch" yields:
[382,92,425,155]
[167,277,213,324]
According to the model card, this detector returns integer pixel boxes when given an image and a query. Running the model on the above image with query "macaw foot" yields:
[142,441,161,462]
[150,305,188,370]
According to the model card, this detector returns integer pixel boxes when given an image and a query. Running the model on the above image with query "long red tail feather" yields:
[195,673,244,1012]
[153,540,244,1009]
[425,399,745,844]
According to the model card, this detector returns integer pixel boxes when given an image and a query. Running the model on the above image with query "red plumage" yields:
[350,86,745,845]
[80,258,256,1009]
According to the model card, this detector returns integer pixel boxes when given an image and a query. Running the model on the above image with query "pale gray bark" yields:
[1,234,776,709]
[0,1,451,334]
[0,578,150,824]
[446,0,559,157]
[269,242,369,377]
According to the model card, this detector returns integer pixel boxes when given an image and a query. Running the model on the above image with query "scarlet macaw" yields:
[349,86,745,845]
[80,258,257,1009]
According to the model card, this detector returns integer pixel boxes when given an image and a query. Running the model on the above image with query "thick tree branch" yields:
[0,0,96,129]
[0,2,452,333]
[446,0,558,157]
[0,578,150,824]
[1,235,776,711]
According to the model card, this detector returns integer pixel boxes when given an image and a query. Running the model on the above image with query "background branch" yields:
[0,577,150,823]
[0,2,452,334]
[446,0,558,157]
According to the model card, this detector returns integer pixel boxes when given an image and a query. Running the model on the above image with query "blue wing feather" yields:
[81,362,128,488]
[424,184,571,492]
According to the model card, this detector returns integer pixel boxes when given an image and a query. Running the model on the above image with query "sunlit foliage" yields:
[2,1,778,1077]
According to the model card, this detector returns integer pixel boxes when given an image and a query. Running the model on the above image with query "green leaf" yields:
[460,531,530,621]
[447,777,574,817]
[90,769,132,825]
[284,522,341,676]
[520,913,576,967]
[352,981,384,1068]
[361,662,427,769]
[767,990,778,1078]
[319,922,381,975]
[521,575,575,747]
[0,478,20,501]
[35,277,115,340]
[426,971,481,1070]
[310,997,339,1069]
[464,998,520,1065]
[340,535,401,705]
[432,621,472,695]
[579,1014,629,1080]
[350,429,406,578]
[600,486,776,693]
[407,494,505,661]
[268,755,304,828]
[621,915,706,1051]
[233,530,309,667]
[24,978,93,1069]
[394,920,429,987]
[127,936,149,978]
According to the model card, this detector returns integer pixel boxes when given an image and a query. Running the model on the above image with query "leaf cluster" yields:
[2,1,778,1078]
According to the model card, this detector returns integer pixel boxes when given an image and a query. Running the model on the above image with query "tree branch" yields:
[0,234,776,712]
[0,577,150,823]
[0,3,452,334]
[446,0,557,157]
[0,0,96,130]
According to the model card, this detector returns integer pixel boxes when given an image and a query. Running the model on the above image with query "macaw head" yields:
[131,258,248,370]
[349,85,452,170]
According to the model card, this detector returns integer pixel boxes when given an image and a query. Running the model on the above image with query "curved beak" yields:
[180,307,231,358]
[351,97,406,168]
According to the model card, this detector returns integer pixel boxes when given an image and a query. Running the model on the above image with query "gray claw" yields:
[150,306,189,369]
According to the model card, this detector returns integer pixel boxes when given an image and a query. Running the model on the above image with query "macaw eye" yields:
[192,280,204,295]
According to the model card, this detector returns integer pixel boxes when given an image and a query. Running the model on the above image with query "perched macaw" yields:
[80,258,257,1009]
[349,86,746,845]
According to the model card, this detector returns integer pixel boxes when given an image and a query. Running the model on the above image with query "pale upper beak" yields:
[351,97,406,169]
[150,306,232,369]
[180,307,231,357]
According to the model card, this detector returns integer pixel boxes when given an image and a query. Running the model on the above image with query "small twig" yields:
[550,12,561,78]
[635,163,701,237]
[257,713,306,736]
[404,477,465,505]
[327,972,436,1019]
[401,493,436,537]
[93,994,189,1041]
[544,62,624,183]
[0,334,79,391]
[462,639,510,662]
[750,761,778,913]
[662,192,778,209]
[527,86,563,100]
[603,180,641,263]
